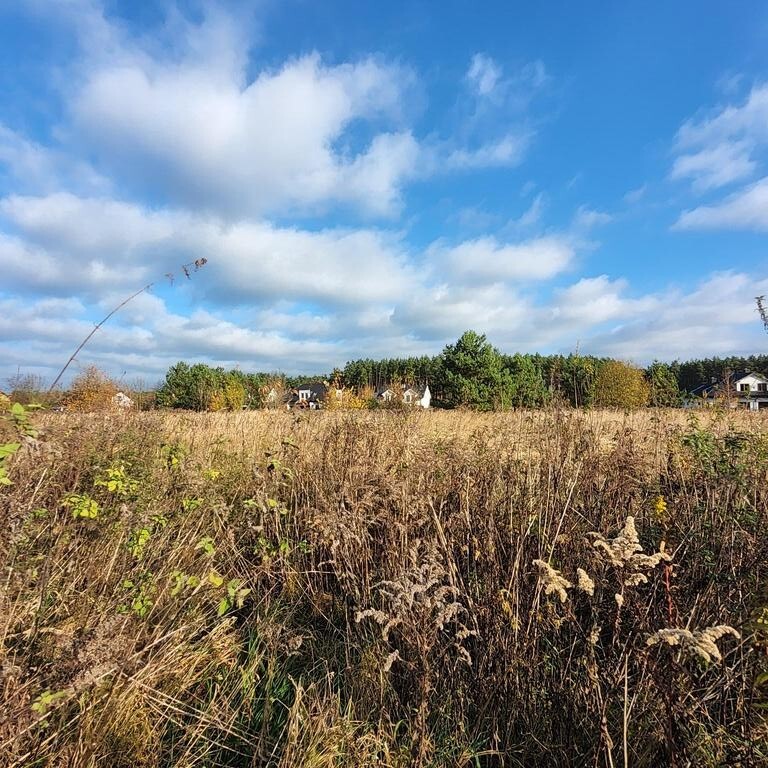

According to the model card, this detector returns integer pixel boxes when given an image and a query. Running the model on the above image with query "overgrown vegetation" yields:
[1,404,767,766]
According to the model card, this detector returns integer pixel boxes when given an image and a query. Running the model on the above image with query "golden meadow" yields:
[1,407,767,766]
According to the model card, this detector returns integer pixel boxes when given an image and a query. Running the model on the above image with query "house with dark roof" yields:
[285,382,328,410]
[687,371,768,411]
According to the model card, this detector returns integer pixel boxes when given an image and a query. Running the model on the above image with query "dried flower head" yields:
[576,568,595,596]
[590,516,671,574]
[646,625,740,664]
[533,559,573,603]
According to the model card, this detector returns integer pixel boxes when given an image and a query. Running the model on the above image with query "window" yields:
[404,392,412,403]
[299,389,310,401]
[739,383,749,392]
[759,383,767,393]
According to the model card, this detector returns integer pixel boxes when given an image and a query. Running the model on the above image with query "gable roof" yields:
[734,371,768,384]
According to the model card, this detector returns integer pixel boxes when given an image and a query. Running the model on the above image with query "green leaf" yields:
[0,443,21,458]
[207,570,224,588]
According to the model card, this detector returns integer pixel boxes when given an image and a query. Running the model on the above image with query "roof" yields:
[688,382,718,397]
[299,382,327,397]
[286,381,328,405]
[734,371,768,383]
[377,383,429,397]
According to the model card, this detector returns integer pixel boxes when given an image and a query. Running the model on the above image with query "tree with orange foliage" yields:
[65,366,119,412]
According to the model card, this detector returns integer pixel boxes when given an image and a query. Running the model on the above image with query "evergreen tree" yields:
[646,361,681,407]
[440,331,514,410]
[505,354,549,407]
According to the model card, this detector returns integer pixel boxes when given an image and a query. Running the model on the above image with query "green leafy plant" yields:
[169,569,201,596]
[63,493,100,519]
[0,401,39,486]
[128,527,152,559]
[0,441,21,486]
[120,575,156,618]
[160,442,186,471]
[32,689,69,718]
[182,497,202,513]
[95,462,138,497]
[217,578,251,616]
[195,536,216,557]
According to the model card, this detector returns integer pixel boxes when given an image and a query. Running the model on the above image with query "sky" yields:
[1,1,768,386]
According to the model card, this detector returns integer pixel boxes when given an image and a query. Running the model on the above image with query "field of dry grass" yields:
[1,407,767,767]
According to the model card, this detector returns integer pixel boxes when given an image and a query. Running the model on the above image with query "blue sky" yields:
[1,1,767,385]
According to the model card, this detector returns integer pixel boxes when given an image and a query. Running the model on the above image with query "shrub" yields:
[64,366,118,412]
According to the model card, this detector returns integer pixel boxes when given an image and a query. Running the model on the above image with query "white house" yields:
[689,371,768,411]
[376,384,431,408]
[734,372,768,410]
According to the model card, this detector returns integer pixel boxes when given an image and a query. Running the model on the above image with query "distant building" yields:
[688,371,768,411]
[285,382,328,410]
[376,383,431,408]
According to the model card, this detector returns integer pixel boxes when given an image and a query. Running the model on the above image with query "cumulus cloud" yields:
[428,234,574,284]
[71,49,419,217]
[32,9,543,219]
[584,272,768,360]
[391,283,530,341]
[0,123,108,194]
[0,193,417,305]
[554,275,658,325]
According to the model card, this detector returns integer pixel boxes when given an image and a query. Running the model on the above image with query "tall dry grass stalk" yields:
[0,407,767,766]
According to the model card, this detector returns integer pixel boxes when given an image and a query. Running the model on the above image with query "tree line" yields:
[7,334,765,412]
[151,332,687,411]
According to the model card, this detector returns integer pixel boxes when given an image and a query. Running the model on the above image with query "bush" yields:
[64,366,118,412]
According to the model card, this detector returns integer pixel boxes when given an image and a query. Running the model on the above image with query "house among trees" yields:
[688,371,768,410]
[285,382,328,409]
[376,384,431,408]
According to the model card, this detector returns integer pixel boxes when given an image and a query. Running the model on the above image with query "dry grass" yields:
[1,407,767,767]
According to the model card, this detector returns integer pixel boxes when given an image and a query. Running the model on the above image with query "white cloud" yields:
[673,176,768,231]
[442,133,530,171]
[429,234,574,284]
[572,205,612,231]
[670,139,756,192]
[0,123,108,194]
[672,82,768,192]
[677,83,768,149]
[623,185,647,204]
[0,193,417,305]
[584,272,768,360]
[467,54,501,97]
[71,49,418,217]
[504,193,545,232]
[3,8,547,222]
[392,283,530,340]
[555,275,659,325]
